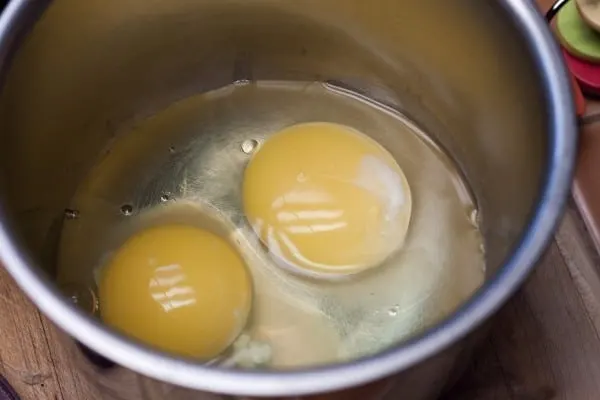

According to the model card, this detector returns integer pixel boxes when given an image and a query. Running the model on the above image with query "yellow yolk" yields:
[243,122,411,277]
[99,225,252,360]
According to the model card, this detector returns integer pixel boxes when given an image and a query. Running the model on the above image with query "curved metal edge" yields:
[0,0,577,397]
[546,0,571,22]
[0,374,20,400]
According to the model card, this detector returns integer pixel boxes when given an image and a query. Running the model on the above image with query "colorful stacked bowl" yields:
[557,0,600,99]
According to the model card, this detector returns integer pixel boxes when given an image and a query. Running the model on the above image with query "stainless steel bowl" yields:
[0,0,576,399]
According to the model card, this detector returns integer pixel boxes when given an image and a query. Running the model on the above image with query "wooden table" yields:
[3,1,600,399]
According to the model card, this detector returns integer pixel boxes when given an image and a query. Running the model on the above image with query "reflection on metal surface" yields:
[0,0,575,397]
[0,375,20,400]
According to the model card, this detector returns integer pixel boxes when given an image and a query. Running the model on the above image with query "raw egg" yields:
[243,122,411,277]
[99,224,252,360]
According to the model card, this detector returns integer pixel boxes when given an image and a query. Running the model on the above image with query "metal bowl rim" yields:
[0,0,577,396]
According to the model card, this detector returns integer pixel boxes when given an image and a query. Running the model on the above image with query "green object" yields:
[557,0,600,61]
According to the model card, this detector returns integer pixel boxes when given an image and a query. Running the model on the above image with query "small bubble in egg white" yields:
[61,284,98,314]
[169,146,176,154]
[64,209,80,220]
[296,172,308,182]
[160,193,171,203]
[388,305,400,317]
[241,139,259,154]
[120,204,134,216]
[469,208,480,228]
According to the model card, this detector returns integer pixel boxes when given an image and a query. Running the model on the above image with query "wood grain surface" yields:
[2,1,600,399]
[0,266,103,400]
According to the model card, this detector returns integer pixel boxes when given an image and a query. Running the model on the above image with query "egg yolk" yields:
[99,224,252,360]
[243,122,411,277]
